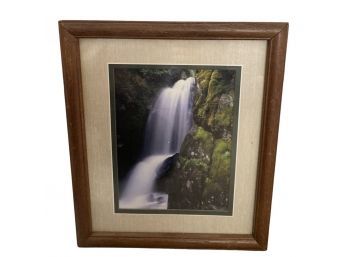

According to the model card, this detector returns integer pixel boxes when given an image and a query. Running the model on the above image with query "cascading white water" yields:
[118,155,171,209]
[144,77,195,155]
[119,77,195,209]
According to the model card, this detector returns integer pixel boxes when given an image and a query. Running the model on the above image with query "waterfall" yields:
[119,77,196,209]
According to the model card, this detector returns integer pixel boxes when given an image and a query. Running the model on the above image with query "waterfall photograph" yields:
[109,64,241,215]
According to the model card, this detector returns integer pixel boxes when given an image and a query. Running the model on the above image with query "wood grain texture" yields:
[252,23,288,249]
[59,24,92,244]
[59,21,288,250]
[60,21,287,39]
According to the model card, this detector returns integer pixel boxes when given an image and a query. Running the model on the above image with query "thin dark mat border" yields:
[109,64,241,216]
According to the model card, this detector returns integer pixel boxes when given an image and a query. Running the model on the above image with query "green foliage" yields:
[206,70,224,101]
[194,69,235,138]
[192,127,214,152]
[183,158,209,174]
[138,68,174,83]
[196,69,213,92]
[210,139,231,179]
[138,68,194,84]
[199,139,232,209]
[214,107,231,128]
[212,95,234,135]
[179,126,214,164]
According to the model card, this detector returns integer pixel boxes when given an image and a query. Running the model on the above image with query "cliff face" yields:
[162,69,236,210]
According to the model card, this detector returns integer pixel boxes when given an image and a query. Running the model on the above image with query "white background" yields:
[0,0,347,256]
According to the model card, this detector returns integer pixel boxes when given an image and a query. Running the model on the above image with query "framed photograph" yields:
[59,21,288,250]
[110,64,240,216]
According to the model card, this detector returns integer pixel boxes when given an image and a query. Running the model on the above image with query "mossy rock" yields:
[210,139,232,179]
[193,70,235,137]
[163,126,215,209]
[206,70,224,101]
[159,68,237,210]
[165,156,209,209]
[196,69,213,92]
[200,139,232,209]
[210,93,234,138]
[180,126,214,163]
[182,158,209,175]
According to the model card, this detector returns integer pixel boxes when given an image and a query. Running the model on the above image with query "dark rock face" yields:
[165,125,214,209]
[156,153,179,179]
[162,69,236,210]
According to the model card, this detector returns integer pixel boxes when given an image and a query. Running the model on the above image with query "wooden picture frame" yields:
[59,21,288,250]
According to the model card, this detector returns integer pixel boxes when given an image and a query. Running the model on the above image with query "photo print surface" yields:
[109,64,241,215]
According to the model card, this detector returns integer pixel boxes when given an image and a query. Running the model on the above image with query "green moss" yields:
[196,104,206,119]
[210,139,232,179]
[203,179,222,198]
[179,126,214,168]
[192,126,214,154]
[199,139,232,208]
[212,104,233,133]
[194,70,235,137]
[196,70,213,91]
[193,126,210,141]
[183,158,209,174]
[214,108,231,127]
[206,70,224,102]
